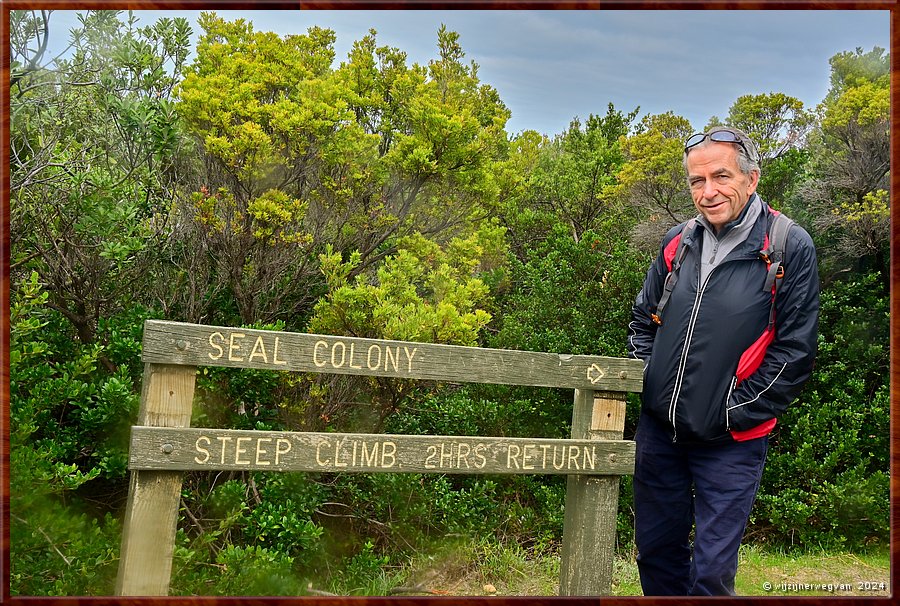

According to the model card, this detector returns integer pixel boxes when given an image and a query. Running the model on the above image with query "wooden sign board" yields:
[129,426,636,476]
[141,320,644,392]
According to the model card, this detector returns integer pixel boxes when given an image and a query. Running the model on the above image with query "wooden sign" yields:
[141,320,644,392]
[129,427,635,476]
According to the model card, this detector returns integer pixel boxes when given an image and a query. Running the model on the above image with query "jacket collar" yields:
[690,194,770,256]
[697,193,760,240]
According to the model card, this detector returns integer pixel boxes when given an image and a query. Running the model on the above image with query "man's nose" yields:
[702,181,719,199]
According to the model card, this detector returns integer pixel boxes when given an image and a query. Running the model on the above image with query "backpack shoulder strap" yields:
[652,218,697,325]
[760,209,795,329]
[761,210,795,293]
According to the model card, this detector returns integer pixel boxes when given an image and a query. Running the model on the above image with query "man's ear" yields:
[748,170,760,195]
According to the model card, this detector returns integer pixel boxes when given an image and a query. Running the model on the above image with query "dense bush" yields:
[9,272,147,595]
[754,271,889,549]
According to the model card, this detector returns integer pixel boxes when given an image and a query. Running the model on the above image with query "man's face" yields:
[685,142,759,232]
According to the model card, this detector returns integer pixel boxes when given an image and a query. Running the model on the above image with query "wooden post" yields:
[115,363,195,596]
[559,389,627,596]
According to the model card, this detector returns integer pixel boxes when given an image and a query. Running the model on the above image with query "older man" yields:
[627,126,819,595]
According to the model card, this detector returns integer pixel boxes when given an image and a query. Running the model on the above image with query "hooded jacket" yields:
[628,195,819,445]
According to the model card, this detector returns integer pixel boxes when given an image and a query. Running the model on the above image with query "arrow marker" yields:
[587,364,605,384]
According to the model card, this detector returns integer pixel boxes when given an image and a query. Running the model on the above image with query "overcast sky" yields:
[41,9,889,137]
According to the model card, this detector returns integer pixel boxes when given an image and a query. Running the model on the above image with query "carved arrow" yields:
[587,364,606,384]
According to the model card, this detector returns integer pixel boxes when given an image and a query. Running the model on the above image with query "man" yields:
[627,126,819,595]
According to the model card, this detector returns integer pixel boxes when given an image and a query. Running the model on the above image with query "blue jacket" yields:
[627,198,820,444]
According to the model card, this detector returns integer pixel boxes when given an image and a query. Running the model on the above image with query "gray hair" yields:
[683,126,761,177]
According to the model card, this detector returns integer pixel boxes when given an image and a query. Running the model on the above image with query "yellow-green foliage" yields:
[310,222,506,346]
[822,81,889,130]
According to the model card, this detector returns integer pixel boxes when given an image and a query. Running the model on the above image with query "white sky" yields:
[39,9,890,137]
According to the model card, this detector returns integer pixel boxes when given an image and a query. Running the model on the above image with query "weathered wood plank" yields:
[141,320,644,392]
[116,364,196,596]
[129,426,635,476]
[559,390,627,596]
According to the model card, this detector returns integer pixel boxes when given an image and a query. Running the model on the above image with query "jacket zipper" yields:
[725,375,738,431]
[666,267,713,442]
[665,246,762,442]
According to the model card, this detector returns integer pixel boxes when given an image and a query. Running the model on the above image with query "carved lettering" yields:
[228,333,245,362]
[313,340,328,367]
[208,332,225,360]
[313,438,399,470]
[424,445,437,469]
[507,444,521,469]
[331,342,346,368]
[217,436,232,465]
[348,343,363,369]
[457,442,471,468]
[234,437,251,465]
[305,340,419,375]
[255,438,271,465]
[361,441,380,467]
[248,337,268,364]
[367,345,382,370]
[567,445,580,470]
[333,438,348,467]
[473,443,487,469]
[583,446,596,470]
[276,439,291,464]
[195,436,211,464]
[522,444,536,470]
[190,435,290,467]
[272,337,287,365]
[316,441,330,466]
[403,347,418,372]
[384,346,399,372]
[552,446,566,470]
[381,441,396,468]
[165,429,618,475]
[206,332,288,367]
[439,442,453,468]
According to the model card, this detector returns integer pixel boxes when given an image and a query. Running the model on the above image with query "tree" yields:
[306,223,506,432]
[613,111,695,251]
[724,93,813,207]
[526,104,638,243]
[798,47,889,280]
[824,46,890,104]
[171,15,511,326]
[11,10,192,347]
[491,129,547,257]
[725,92,812,165]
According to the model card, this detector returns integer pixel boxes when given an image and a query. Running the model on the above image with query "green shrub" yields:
[754,271,889,549]
[9,272,148,595]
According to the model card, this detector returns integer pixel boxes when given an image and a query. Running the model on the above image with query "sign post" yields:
[559,390,627,595]
[116,320,642,596]
[115,363,196,596]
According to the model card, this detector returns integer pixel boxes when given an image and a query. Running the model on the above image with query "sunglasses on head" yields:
[684,130,757,162]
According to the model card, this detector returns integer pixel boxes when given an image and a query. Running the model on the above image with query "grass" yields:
[338,538,891,597]
[734,543,890,597]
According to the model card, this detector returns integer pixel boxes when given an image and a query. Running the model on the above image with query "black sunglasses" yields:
[684,130,758,162]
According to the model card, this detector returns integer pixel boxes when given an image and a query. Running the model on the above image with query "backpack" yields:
[651,208,794,330]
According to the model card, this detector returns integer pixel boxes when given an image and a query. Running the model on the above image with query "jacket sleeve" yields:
[726,226,820,431]
[627,232,677,364]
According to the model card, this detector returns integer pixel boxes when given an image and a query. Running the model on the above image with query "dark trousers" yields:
[633,413,768,596]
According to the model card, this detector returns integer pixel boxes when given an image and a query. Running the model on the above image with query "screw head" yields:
[176,340,189,351]
[161,443,175,454]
